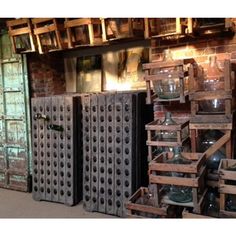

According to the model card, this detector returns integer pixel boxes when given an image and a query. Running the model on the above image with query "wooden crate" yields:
[189,60,236,123]
[101,18,144,42]
[191,18,234,36]
[148,152,207,214]
[142,58,195,104]
[145,117,190,161]
[144,18,192,39]
[64,18,103,48]
[31,18,66,54]
[6,18,36,53]
[218,159,236,218]
[125,187,178,218]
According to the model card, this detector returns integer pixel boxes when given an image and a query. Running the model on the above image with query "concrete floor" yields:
[0,188,116,218]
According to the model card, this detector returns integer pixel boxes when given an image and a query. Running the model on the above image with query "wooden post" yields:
[179,67,185,103]
[176,18,181,34]
[187,18,193,34]
[53,19,62,50]
[100,18,107,42]
[190,129,197,152]
[144,18,150,39]
[88,23,95,45]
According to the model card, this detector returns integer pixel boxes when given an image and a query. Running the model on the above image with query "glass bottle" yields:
[155,112,177,152]
[204,190,219,217]
[199,56,225,113]
[152,49,180,99]
[198,130,225,170]
[166,146,193,203]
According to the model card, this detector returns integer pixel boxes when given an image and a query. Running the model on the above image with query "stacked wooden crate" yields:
[189,60,236,188]
[125,57,208,218]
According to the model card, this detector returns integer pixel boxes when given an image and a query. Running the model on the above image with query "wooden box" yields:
[145,117,190,161]
[125,187,178,218]
[149,152,207,214]
[219,159,236,218]
[7,18,36,53]
[142,58,195,104]
[144,18,191,39]
[101,18,144,42]
[189,60,236,123]
[31,18,66,54]
[64,18,103,48]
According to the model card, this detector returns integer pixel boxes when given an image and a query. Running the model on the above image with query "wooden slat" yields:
[189,123,232,130]
[219,169,236,180]
[34,25,57,35]
[146,140,183,147]
[149,162,198,173]
[9,27,31,36]
[142,59,195,70]
[190,115,232,123]
[7,18,28,27]
[64,18,92,28]
[125,203,167,216]
[31,18,53,24]
[149,175,199,187]
[144,71,187,81]
[219,184,236,195]
[204,132,230,159]
[189,90,232,101]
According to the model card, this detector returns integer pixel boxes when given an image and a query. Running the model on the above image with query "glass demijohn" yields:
[166,146,193,203]
[152,50,180,99]
[199,56,225,113]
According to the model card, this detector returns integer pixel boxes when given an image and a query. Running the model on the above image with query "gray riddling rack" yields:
[82,92,148,217]
[31,95,82,206]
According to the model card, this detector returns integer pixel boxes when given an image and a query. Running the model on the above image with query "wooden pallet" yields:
[219,159,236,218]
[101,18,144,42]
[31,18,66,54]
[144,18,192,39]
[145,117,190,161]
[7,18,36,53]
[148,152,207,214]
[189,60,236,123]
[125,187,178,218]
[142,58,195,104]
[64,18,103,48]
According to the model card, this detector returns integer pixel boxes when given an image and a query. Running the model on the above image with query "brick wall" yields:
[151,20,236,120]
[27,53,66,98]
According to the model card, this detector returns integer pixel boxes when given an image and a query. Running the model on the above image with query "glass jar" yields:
[198,130,225,170]
[166,146,193,203]
[199,56,225,113]
[152,50,180,99]
[204,190,219,217]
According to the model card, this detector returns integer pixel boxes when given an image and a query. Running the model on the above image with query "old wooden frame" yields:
[101,18,144,42]
[64,18,103,48]
[148,152,206,214]
[219,159,236,218]
[189,60,236,123]
[145,117,190,161]
[31,18,65,54]
[7,18,36,53]
[125,187,176,218]
[144,18,192,39]
[143,58,195,104]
